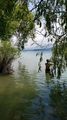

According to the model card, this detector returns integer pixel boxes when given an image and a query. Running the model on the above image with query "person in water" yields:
[45,59,51,73]
[45,59,54,76]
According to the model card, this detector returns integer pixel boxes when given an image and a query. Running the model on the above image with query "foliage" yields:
[52,36,67,78]
[0,0,35,73]
[0,0,34,48]
[32,0,67,32]
[0,41,18,74]
[29,0,67,74]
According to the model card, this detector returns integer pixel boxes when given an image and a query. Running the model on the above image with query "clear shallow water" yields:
[0,51,67,120]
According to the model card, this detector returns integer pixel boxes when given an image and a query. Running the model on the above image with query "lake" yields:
[0,51,67,120]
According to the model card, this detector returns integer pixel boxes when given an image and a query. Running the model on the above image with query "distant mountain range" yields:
[24,43,53,51]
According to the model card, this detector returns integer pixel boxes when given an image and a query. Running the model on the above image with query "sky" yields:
[24,23,54,49]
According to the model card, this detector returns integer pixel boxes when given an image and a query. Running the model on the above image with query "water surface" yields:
[0,51,67,120]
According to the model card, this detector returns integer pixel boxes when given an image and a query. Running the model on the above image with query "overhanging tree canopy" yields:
[0,0,34,42]
[26,0,67,77]
[29,0,67,73]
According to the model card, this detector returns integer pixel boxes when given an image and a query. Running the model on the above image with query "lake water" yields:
[0,51,67,120]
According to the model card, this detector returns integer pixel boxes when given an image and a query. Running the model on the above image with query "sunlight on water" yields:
[0,51,67,120]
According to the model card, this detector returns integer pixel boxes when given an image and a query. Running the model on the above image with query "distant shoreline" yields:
[23,48,52,52]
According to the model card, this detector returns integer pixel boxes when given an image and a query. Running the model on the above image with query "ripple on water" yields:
[0,51,67,120]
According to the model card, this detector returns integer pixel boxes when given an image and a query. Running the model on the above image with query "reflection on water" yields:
[50,81,67,120]
[0,51,67,120]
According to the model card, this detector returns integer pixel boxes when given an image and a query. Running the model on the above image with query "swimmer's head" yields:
[46,59,50,63]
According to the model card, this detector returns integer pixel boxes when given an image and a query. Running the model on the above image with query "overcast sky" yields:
[24,23,54,49]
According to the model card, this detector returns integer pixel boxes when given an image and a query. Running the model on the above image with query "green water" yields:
[0,51,67,120]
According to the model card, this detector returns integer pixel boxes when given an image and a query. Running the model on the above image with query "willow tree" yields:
[0,0,34,73]
[29,0,67,77]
